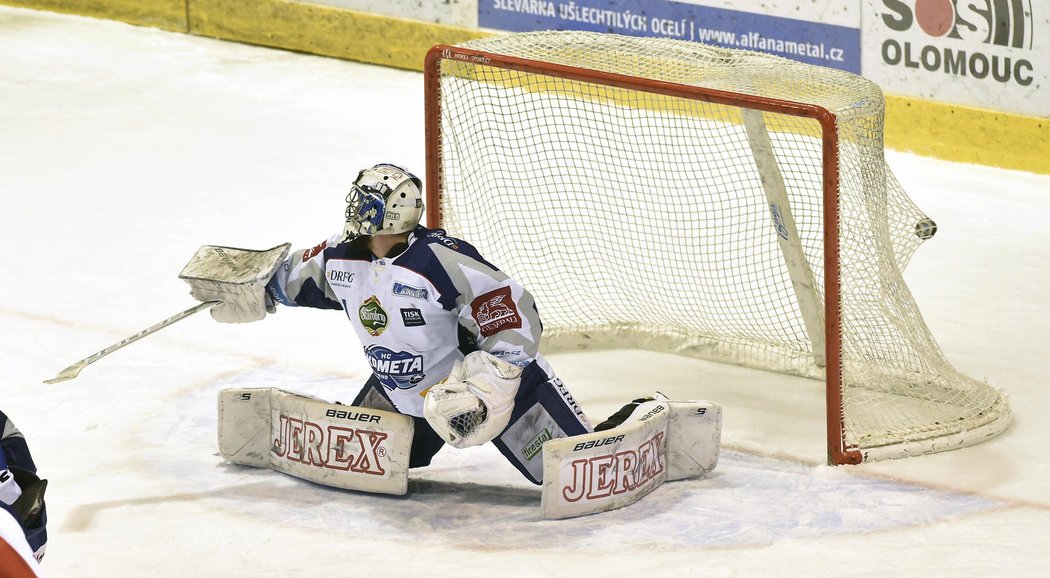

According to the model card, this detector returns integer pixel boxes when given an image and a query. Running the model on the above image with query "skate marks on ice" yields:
[126,367,1002,550]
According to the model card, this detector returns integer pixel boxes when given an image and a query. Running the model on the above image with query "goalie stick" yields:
[43,300,220,384]
[45,242,288,384]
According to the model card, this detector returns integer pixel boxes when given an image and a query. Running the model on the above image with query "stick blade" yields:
[41,301,219,385]
[43,365,83,384]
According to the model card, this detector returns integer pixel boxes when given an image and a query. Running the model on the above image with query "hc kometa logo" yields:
[879,0,1034,86]
[365,345,425,390]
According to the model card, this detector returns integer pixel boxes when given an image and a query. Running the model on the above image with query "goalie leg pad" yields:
[218,387,413,495]
[540,399,721,519]
[665,400,722,481]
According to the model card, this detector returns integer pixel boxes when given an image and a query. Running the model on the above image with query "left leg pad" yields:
[218,387,414,495]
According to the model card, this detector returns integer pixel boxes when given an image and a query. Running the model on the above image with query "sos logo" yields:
[879,0,1035,86]
[882,0,1033,48]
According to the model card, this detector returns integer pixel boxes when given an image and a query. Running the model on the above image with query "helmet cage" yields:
[345,185,388,237]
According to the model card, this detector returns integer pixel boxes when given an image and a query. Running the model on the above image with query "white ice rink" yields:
[2,6,1050,577]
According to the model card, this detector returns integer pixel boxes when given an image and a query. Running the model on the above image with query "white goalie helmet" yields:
[344,163,424,238]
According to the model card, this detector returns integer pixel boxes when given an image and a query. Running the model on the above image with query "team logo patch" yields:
[392,282,429,300]
[400,308,426,327]
[358,296,388,336]
[471,286,522,337]
[365,345,425,390]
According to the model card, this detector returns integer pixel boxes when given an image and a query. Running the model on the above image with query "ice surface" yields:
[2,6,1049,576]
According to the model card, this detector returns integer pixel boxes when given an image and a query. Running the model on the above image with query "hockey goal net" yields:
[423,31,1011,464]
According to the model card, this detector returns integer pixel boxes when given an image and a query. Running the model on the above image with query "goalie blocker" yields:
[180,243,291,323]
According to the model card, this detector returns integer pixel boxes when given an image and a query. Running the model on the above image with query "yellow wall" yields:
[0,0,186,31]
[189,0,489,71]
[885,97,1048,175]
[2,0,1046,175]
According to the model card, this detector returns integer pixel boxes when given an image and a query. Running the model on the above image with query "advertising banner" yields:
[304,0,476,26]
[480,0,862,73]
[863,0,1047,117]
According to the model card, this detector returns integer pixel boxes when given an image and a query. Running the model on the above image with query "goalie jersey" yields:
[266,226,559,418]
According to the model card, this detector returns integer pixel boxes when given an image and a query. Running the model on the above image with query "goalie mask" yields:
[344,163,423,238]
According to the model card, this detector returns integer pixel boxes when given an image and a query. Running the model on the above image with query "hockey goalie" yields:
[182,163,722,518]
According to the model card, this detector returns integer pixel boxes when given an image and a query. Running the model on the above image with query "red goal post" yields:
[423,31,1011,465]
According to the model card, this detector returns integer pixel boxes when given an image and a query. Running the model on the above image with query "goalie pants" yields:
[353,362,592,485]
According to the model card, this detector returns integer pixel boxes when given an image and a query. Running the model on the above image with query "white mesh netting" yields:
[428,31,1010,462]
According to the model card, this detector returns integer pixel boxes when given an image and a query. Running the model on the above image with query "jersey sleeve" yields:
[423,238,544,368]
[266,235,343,311]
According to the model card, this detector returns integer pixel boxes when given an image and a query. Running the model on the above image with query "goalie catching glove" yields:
[424,351,523,448]
[179,243,290,323]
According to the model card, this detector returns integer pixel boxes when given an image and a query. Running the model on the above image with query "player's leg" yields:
[352,376,445,469]
[490,364,593,485]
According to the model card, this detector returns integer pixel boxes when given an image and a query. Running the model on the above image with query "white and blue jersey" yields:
[266,226,573,418]
[266,226,591,484]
